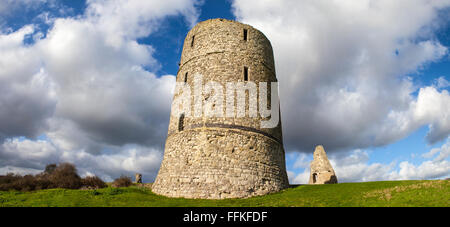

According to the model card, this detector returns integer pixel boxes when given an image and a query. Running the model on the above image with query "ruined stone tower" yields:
[309,145,338,184]
[152,19,289,199]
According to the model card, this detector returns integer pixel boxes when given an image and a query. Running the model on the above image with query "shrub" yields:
[81,176,107,189]
[0,163,114,191]
[33,177,52,190]
[47,163,82,189]
[44,164,57,174]
[13,175,38,192]
[111,176,132,188]
[0,163,83,191]
[0,173,21,185]
[0,174,52,192]
[0,174,35,191]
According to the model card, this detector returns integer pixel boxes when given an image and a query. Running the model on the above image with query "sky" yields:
[0,0,449,183]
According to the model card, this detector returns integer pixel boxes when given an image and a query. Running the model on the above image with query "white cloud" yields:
[0,166,42,176]
[0,138,59,170]
[0,25,57,140]
[414,87,450,143]
[292,152,310,169]
[0,0,200,181]
[0,137,163,182]
[37,15,176,147]
[232,0,450,152]
[435,76,450,89]
[290,171,310,185]
[391,160,449,180]
[0,0,47,17]
[422,137,450,162]
[377,86,450,145]
[85,0,200,46]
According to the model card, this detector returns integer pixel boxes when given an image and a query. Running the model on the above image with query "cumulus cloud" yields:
[289,138,450,184]
[0,137,163,182]
[0,0,47,17]
[0,25,56,141]
[38,16,176,148]
[377,85,450,145]
[232,0,450,152]
[0,0,200,181]
[422,137,450,162]
[86,0,200,44]
[435,76,450,89]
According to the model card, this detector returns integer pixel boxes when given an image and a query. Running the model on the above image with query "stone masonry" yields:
[151,19,289,199]
[135,173,142,184]
[308,145,338,184]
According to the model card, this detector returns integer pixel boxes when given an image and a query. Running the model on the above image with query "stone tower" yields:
[308,145,338,184]
[152,19,289,199]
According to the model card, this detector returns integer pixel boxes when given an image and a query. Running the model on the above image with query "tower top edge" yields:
[188,18,272,45]
[194,18,250,27]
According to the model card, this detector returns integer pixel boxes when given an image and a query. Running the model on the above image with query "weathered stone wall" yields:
[153,128,288,199]
[308,145,338,184]
[152,19,289,199]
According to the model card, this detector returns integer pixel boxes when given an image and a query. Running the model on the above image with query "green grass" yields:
[0,180,448,207]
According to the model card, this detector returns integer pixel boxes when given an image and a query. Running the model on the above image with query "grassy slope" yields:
[0,180,448,207]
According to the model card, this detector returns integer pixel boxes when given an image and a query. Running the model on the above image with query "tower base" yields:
[152,127,289,199]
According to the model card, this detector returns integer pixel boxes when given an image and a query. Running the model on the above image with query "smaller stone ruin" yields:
[135,173,142,184]
[309,145,338,184]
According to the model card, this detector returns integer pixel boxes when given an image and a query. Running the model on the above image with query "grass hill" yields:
[0,180,448,207]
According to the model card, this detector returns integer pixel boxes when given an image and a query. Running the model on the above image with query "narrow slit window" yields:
[191,35,195,47]
[184,72,188,83]
[178,113,185,131]
[243,29,248,41]
[244,66,248,81]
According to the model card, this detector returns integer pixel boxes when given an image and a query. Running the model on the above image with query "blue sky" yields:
[140,0,236,75]
[2,0,236,75]
[0,0,449,183]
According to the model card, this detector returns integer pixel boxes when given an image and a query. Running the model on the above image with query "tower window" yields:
[243,29,248,41]
[191,35,195,47]
[178,113,185,131]
[244,66,248,81]
[184,72,188,83]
